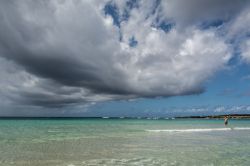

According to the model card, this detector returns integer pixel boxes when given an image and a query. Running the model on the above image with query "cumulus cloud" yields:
[0,0,249,112]
[167,105,250,116]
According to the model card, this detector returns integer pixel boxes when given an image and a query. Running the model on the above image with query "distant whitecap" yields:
[146,127,250,133]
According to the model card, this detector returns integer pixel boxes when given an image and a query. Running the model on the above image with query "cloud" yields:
[171,105,250,115]
[241,39,250,63]
[160,0,249,28]
[0,0,249,111]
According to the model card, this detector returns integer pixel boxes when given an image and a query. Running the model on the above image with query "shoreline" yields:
[0,114,250,120]
[175,114,250,119]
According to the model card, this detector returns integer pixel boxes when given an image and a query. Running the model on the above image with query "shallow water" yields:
[0,118,250,166]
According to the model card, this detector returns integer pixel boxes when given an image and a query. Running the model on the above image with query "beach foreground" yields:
[0,118,250,166]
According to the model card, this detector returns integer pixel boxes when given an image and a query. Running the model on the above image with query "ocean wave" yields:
[81,158,172,166]
[146,127,250,133]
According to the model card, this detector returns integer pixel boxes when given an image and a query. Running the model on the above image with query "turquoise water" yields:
[0,118,250,166]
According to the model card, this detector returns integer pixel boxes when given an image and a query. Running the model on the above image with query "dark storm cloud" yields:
[13,91,84,108]
[2,18,110,89]
[0,0,133,97]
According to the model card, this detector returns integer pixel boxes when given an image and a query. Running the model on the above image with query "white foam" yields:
[234,127,250,130]
[146,127,250,133]
[47,130,61,133]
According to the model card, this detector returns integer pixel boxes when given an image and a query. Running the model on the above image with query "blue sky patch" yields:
[129,36,138,47]
[104,2,120,27]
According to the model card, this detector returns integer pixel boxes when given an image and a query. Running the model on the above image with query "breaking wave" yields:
[146,127,250,133]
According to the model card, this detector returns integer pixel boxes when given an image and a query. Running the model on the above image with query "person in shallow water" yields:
[224,116,229,126]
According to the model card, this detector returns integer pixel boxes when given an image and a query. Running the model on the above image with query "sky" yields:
[0,0,250,117]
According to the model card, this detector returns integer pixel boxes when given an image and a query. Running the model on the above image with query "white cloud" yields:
[118,28,231,96]
[241,39,250,63]
[214,106,226,113]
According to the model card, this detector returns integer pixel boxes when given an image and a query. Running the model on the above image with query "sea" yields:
[0,118,250,166]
